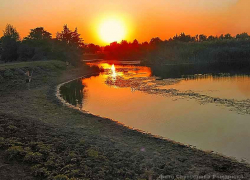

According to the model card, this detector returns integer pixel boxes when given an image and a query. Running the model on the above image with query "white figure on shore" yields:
[25,70,33,83]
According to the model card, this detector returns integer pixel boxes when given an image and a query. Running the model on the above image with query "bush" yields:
[5,146,26,160]
[7,125,17,131]
[67,169,80,178]
[4,138,23,147]
[31,164,50,177]
[3,69,14,78]
[53,174,70,180]
[37,143,52,155]
[78,139,85,146]
[87,148,99,158]
[24,152,43,163]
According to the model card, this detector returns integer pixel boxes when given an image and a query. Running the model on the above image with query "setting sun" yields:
[98,18,126,44]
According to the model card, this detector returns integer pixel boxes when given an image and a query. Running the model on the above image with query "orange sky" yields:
[0,0,250,45]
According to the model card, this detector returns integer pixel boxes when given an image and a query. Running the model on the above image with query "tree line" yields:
[0,24,101,65]
[103,32,250,63]
[1,24,250,65]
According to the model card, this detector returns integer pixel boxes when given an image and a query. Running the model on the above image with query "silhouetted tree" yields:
[55,25,84,65]
[131,39,140,55]
[86,43,101,54]
[219,34,225,40]
[173,33,195,42]
[0,24,20,62]
[56,25,84,48]
[150,37,162,46]
[19,27,53,61]
[2,24,20,41]
[236,32,250,40]
[207,35,216,41]
[199,34,207,42]
[25,27,52,40]
[132,39,139,46]
[141,41,149,46]
[195,35,199,42]
[224,33,233,40]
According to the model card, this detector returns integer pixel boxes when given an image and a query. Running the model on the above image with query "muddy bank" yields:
[0,61,250,179]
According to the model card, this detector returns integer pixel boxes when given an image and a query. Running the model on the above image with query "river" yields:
[60,60,250,163]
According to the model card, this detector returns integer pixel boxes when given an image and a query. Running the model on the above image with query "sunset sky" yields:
[0,0,250,45]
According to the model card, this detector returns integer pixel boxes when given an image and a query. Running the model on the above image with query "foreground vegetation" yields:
[0,60,250,179]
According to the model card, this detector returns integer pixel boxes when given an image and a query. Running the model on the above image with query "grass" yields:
[0,60,66,70]
[0,60,250,179]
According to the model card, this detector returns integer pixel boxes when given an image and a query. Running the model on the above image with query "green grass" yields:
[0,60,66,70]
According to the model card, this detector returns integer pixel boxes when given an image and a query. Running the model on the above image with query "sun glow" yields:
[98,18,126,44]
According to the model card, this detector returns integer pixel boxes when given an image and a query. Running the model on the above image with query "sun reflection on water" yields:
[111,64,117,80]
[87,61,151,79]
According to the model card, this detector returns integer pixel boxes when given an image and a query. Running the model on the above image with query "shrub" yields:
[53,174,70,180]
[24,152,43,163]
[7,125,17,131]
[37,143,52,155]
[5,146,26,160]
[31,164,50,177]
[78,139,85,146]
[87,149,99,158]
[68,152,77,158]
[67,169,80,178]
[3,69,14,78]
[4,138,23,147]
[44,158,56,170]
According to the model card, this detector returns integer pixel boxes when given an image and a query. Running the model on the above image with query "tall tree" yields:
[19,27,53,61]
[55,25,84,65]
[56,25,84,48]
[1,24,20,62]
[2,24,20,41]
[71,28,84,48]
[25,27,52,40]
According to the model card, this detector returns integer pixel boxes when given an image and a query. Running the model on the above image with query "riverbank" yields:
[0,60,250,180]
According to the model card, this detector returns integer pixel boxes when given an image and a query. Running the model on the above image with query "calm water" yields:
[60,61,250,162]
